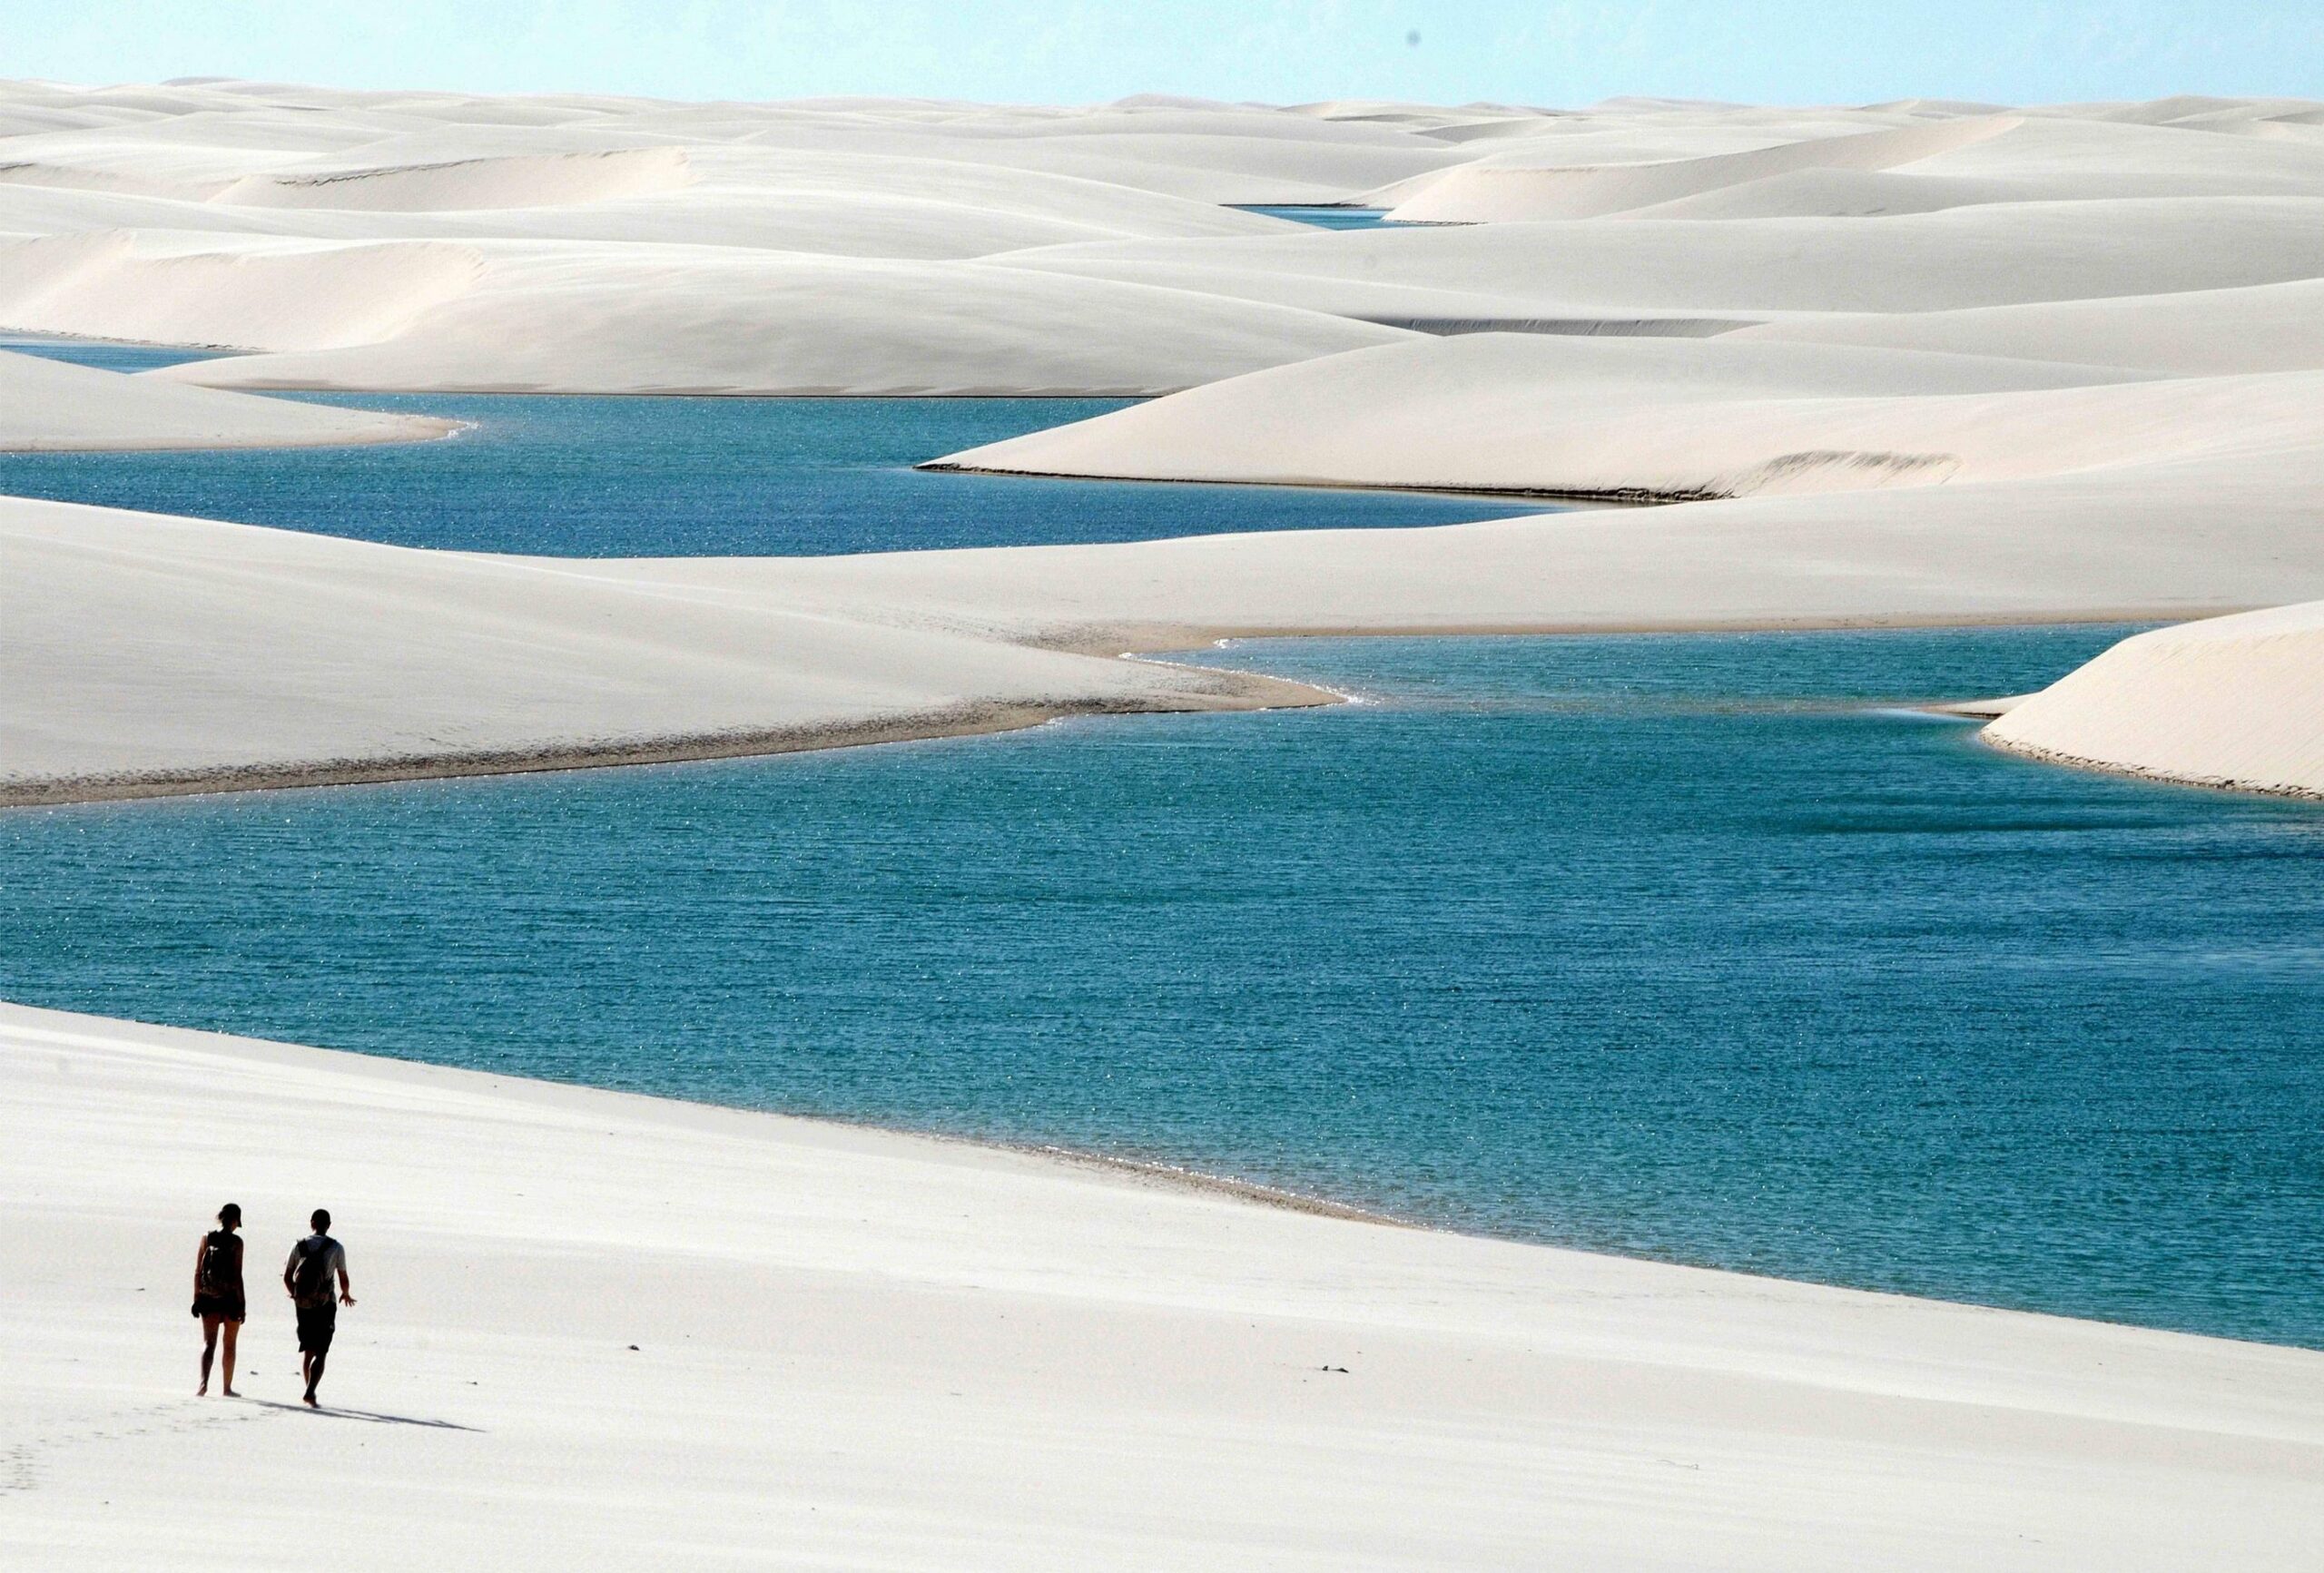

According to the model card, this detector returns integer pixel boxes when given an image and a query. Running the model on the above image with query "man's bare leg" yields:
[198,1316,220,1395]
[303,1350,326,1407]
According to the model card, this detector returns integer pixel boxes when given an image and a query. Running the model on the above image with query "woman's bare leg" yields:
[220,1321,240,1397]
[198,1315,220,1395]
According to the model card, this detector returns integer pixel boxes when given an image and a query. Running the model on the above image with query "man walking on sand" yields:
[284,1209,355,1408]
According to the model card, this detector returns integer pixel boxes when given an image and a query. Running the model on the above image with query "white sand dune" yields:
[1600,166,2014,220]
[0,87,1462,393]
[5,1000,2320,1570]
[0,159,219,202]
[0,225,1403,397]
[1369,103,2324,222]
[0,149,1295,259]
[998,196,2324,319]
[0,231,487,352]
[928,332,2245,497]
[1360,107,1941,182]
[16,448,2324,802]
[1984,602,2324,797]
[728,103,1472,203]
[1384,114,2025,221]
[144,242,1409,396]
[1887,112,2324,194]
[1566,107,2324,221]
[927,332,2324,505]
[699,446,2324,646]
[0,347,447,449]
[0,86,1463,206]
[211,146,700,211]
[1736,279,2324,374]
[0,496,1322,803]
[0,85,2315,392]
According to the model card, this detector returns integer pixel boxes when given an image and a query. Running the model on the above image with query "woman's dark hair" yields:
[218,1203,241,1227]
[310,1208,330,1233]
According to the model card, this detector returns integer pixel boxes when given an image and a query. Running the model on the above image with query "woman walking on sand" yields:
[192,1203,246,1397]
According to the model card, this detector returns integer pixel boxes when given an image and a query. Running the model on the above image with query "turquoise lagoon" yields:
[0,339,1539,555]
[4,629,2320,1347]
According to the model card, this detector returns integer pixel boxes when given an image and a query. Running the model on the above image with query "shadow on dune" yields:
[250,1399,481,1431]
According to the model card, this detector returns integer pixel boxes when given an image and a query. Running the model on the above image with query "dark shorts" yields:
[191,1293,244,1323]
[296,1301,337,1355]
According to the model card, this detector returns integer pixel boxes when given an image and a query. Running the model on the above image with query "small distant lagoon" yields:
[0,337,227,374]
[1236,204,1400,230]
[6,627,2322,1348]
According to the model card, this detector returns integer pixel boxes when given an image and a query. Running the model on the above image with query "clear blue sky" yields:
[9,1,2319,107]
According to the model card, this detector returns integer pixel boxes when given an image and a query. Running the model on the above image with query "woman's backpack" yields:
[198,1231,234,1295]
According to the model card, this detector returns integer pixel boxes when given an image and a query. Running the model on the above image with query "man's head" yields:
[310,1208,331,1234]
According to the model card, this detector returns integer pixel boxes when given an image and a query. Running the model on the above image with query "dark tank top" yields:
[199,1230,245,1311]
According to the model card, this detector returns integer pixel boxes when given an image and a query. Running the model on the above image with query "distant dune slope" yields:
[0,496,1321,803]
[0,85,2315,395]
[930,333,2324,503]
[0,348,446,449]
[0,148,1295,259]
[1734,280,2324,374]
[1384,115,2027,221]
[0,231,486,351]
[146,244,1411,395]
[995,197,2324,318]
[1379,112,2324,221]
[211,146,699,210]
[1984,604,2324,797]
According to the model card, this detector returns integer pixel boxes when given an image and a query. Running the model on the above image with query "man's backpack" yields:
[292,1238,335,1305]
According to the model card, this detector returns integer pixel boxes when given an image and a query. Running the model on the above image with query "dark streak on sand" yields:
[6,613,2232,810]
[0,673,1335,810]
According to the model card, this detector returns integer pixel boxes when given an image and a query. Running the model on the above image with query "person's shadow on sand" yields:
[249,1398,481,1431]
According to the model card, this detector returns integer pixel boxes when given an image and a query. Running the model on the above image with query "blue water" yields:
[1237,205,1398,230]
[0,335,220,373]
[0,337,1542,555]
[6,627,2322,1347]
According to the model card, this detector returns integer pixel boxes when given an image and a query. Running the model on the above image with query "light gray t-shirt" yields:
[287,1234,346,1308]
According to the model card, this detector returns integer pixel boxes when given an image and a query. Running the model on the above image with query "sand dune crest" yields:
[1984,605,2324,797]
[1384,114,2024,221]
[212,146,697,211]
